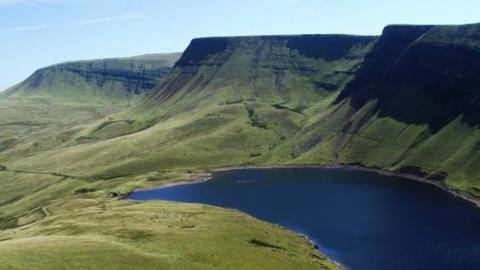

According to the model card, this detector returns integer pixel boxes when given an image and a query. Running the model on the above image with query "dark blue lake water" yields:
[127,168,480,270]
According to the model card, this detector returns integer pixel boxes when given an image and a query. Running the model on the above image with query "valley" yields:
[1,22,480,269]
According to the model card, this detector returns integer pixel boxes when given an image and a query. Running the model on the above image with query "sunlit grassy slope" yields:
[0,98,340,269]
[1,24,480,269]
[0,186,336,270]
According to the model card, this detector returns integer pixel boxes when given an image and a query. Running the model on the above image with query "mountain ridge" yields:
[147,34,376,106]
[3,53,182,103]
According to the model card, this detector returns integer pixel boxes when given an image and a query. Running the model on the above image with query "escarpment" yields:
[4,53,181,103]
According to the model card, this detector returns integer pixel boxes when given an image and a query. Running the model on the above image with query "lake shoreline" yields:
[298,232,347,270]
[213,164,480,207]
[132,164,480,208]
[125,163,480,270]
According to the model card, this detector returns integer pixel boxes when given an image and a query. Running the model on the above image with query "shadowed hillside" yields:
[325,23,480,195]
[338,24,480,130]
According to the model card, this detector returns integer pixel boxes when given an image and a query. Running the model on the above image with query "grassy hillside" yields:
[3,35,376,175]
[0,99,339,269]
[0,182,336,270]
[3,53,181,104]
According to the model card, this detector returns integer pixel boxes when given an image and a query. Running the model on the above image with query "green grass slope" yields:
[0,98,339,269]
[0,198,336,270]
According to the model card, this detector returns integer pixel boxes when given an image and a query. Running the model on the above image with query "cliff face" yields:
[338,24,480,131]
[147,35,377,105]
[175,37,230,67]
[322,23,480,194]
[337,25,434,105]
[5,53,181,103]
[175,35,375,66]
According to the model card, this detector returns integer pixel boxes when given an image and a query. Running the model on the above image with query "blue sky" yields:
[1,0,479,90]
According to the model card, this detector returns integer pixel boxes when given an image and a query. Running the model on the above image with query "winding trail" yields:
[41,207,50,218]
[1,167,125,181]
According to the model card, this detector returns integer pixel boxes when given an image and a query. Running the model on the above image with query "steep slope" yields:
[337,24,480,130]
[4,53,181,104]
[299,23,480,196]
[148,35,376,108]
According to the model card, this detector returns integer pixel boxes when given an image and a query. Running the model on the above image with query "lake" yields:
[127,168,480,270]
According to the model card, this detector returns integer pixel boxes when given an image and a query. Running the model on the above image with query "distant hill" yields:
[3,53,181,103]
